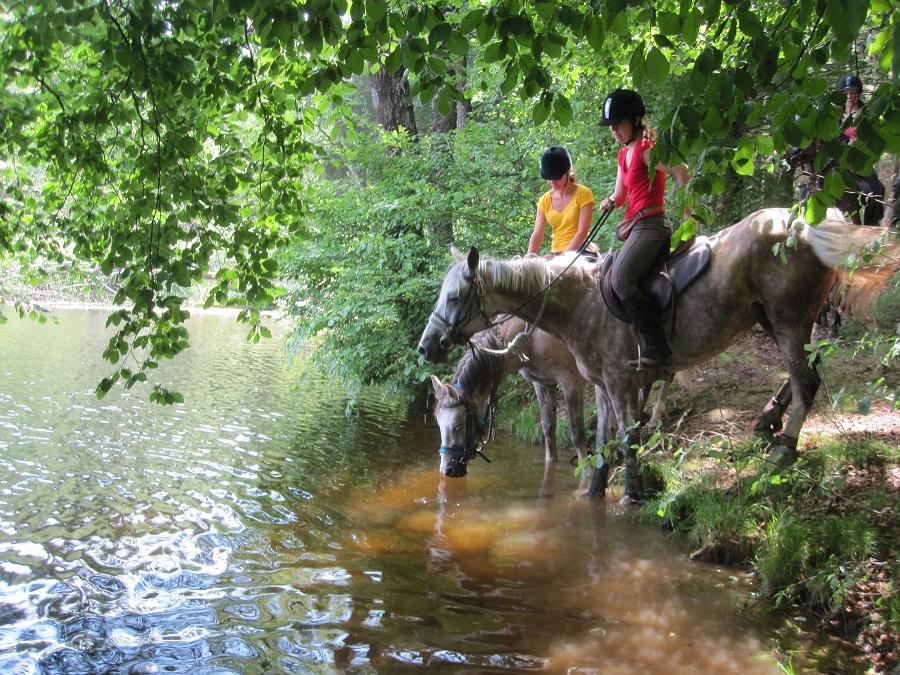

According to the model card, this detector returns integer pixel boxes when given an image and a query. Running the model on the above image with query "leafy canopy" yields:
[1,0,897,399]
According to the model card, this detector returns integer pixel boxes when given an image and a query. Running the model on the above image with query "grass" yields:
[643,436,899,671]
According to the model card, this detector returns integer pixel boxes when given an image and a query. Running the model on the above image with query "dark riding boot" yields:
[622,292,672,371]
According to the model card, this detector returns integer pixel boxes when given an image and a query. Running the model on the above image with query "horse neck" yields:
[452,330,512,408]
[478,256,583,328]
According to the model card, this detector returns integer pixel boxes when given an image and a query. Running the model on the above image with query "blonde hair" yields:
[635,117,657,144]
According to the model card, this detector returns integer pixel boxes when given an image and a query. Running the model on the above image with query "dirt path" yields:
[664,325,899,449]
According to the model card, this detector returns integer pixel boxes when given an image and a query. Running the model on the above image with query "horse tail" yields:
[804,222,900,320]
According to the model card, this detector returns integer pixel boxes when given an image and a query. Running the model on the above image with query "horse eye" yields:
[453,424,464,432]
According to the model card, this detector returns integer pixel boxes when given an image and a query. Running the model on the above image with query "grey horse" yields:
[430,316,681,481]
[418,209,899,500]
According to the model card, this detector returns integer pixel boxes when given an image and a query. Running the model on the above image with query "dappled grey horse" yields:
[430,317,677,481]
[418,208,898,500]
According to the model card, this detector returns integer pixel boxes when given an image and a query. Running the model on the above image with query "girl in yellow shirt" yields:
[527,146,596,256]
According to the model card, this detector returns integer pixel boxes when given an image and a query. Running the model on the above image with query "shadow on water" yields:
[0,308,861,673]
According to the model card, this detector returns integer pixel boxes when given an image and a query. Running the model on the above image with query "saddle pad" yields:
[600,237,712,323]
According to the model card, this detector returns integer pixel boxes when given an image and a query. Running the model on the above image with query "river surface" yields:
[0,308,855,673]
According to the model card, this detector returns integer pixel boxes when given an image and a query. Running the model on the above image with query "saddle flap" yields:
[667,237,711,295]
[600,237,712,323]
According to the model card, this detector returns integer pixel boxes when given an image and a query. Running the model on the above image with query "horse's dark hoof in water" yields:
[622,472,645,503]
[587,462,609,499]
[765,435,799,468]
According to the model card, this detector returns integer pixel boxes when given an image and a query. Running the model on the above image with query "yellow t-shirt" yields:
[537,183,595,252]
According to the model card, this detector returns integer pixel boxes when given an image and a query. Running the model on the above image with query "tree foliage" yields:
[1,0,897,398]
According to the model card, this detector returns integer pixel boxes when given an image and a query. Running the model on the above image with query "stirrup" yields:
[627,344,672,374]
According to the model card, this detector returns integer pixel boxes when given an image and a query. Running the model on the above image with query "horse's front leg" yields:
[560,380,589,462]
[646,375,674,428]
[770,352,822,465]
[594,383,616,448]
[532,381,558,463]
[606,374,645,502]
[585,384,614,499]
[753,379,792,441]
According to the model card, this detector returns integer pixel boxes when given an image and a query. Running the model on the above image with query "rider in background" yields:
[527,146,596,257]
[836,74,886,225]
[786,75,885,224]
[598,89,689,371]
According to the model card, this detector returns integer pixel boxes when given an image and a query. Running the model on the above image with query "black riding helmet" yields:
[599,88,646,126]
[540,146,572,180]
[838,74,862,91]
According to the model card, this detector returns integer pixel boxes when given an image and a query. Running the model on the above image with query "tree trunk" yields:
[369,68,417,135]
[431,55,469,133]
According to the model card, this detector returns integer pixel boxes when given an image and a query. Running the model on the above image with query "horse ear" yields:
[465,246,480,279]
[450,246,464,261]
[430,375,450,401]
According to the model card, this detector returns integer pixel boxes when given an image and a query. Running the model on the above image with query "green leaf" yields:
[553,95,572,125]
[437,87,452,116]
[475,15,495,43]
[804,191,828,224]
[755,135,774,156]
[384,47,402,74]
[346,49,365,75]
[272,16,293,43]
[822,171,846,201]
[586,15,605,52]
[460,8,484,33]
[731,139,755,176]
[644,47,669,86]
[802,77,828,97]
[447,30,469,57]
[608,11,628,37]
[499,63,519,94]
[682,8,701,45]
[737,9,762,38]
[542,34,563,58]
[533,97,551,125]
[366,0,387,25]
[657,11,680,35]
[483,41,505,63]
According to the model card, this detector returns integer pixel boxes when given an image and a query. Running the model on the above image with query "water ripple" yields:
[0,310,834,673]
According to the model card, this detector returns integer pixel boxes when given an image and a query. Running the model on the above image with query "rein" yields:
[468,206,616,359]
[438,381,494,466]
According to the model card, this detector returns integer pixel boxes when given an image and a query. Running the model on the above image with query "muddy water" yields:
[0,308,850,673]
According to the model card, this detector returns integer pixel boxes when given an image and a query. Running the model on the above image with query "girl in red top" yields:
[598,89,689,370]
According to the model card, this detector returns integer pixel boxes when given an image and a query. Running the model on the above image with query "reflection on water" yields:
[0,308,854,673]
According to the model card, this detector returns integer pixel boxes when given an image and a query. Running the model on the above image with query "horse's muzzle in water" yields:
[439,446,469,477]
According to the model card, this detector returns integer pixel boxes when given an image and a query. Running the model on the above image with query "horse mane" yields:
[452,326,509,397]
[477,256,553,296]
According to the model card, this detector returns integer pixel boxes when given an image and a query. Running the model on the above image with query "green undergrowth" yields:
[643,434,899,654]
[493,380,586,451]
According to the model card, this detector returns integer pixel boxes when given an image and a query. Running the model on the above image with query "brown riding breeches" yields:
[611,215,671,301]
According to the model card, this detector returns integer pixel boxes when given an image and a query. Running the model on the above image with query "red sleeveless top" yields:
[617,138,666,219]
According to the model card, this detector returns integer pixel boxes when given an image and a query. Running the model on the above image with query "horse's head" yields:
[430,375,488,478]
[417,247,489,363]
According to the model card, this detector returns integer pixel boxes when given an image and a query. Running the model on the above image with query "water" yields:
[0,308,851,673]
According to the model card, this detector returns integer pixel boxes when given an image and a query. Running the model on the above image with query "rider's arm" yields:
[527,208,547,256]
[600,166,625,212]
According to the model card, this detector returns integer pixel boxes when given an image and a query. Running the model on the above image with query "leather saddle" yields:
[600,237,712,323]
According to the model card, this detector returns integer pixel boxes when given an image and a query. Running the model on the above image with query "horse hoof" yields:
[765,444,798,467]
[618,493,638,507]
[587,464,609,499]
[752,419,782,441]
